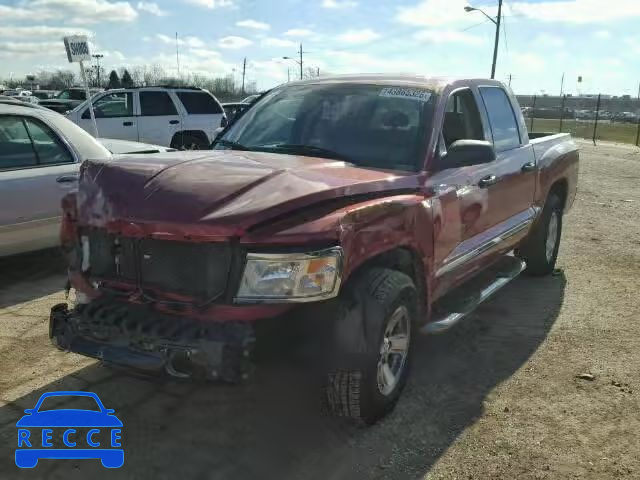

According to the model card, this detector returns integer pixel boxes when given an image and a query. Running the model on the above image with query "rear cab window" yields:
[478,86,521,152]
[140,91,178,116]
[176,91,223,114]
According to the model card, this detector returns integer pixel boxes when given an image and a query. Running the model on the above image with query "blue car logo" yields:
[15,391,123,468]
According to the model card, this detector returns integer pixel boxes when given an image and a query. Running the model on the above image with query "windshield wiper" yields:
[258,143,351,162]
[216,139,252,151]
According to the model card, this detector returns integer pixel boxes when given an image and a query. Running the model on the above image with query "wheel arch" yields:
[343,246,428,322]
[170,130,209,148]
[547,177,569,211]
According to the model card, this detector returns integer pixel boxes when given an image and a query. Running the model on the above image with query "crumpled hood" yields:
[77,150,419,238]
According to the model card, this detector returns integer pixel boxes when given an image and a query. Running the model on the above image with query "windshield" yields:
[216,83,435,172]
[37,395,101,412]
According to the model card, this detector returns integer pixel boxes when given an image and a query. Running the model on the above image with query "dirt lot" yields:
[1,140,639,480]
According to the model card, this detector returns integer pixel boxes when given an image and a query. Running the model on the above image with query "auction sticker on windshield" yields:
[15,391,123,469]
[379,87,432,102]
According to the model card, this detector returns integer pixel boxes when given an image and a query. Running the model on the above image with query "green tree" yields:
[107,70,121,89]
[121,69,134,88]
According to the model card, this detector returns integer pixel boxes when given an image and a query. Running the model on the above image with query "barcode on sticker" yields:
[379,87,432,102]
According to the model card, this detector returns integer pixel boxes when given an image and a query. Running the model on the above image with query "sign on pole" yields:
[63,35,98,137]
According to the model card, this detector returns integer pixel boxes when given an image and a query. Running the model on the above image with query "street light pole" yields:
[283,43,304,80]
[92,54,104,87]
[465,0,502,79]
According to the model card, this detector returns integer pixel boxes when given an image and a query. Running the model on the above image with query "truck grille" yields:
[87,230,232,301]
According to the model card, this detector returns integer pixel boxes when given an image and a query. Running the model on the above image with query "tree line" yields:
[1,63,259,102]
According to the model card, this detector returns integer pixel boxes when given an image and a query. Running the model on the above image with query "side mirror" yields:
[434,140,496,170]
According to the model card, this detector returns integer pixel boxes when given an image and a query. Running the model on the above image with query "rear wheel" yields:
[325,268,417,424]
[519,193,563,276]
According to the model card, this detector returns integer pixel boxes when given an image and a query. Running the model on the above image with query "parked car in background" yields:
[66,86,225,149]
[38,87,102,114]
[241,93,261,104]
[32,90,55,100]
[52,75,578,424]
[0,99,176,257]
[222,102,250,122]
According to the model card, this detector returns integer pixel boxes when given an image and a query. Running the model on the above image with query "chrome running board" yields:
[421,254,526,335]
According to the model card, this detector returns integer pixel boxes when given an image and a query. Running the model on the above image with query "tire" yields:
[325,268,417,424]
[172,133,208,150]
[519,193,563,276]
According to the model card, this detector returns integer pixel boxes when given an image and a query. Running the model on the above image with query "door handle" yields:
[56,175,78,184]
[169,120,179,125]
[521,162,536,172]
[478,174,498,188]
[123,121,133,126]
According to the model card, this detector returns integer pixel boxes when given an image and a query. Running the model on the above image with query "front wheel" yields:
[519,193,563,276]
[325,268,417,424]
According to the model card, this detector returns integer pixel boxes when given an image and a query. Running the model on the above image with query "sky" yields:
[1,0,640,95]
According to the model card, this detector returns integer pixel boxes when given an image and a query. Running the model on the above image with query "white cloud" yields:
[236,19,270,30]
[182,0,233,9]
[218,36,253,49]
[155,34,205,48]
[507,0,640,23]
[396,0,469,27]
[262,37,297,48]
[325,50,415,72]
[28,0,138,23]
[283,28,315,38]
[189,48,221,58]
[321,0,357,8]
[413,29,484,45]
[533,33,565,48]
[0,4,55,21]
[337,29,380,44]
[137,1,167,16]
[512,52,546,71]
[594,30,610,39]
[0,41,64,58]
[0,25,93,38]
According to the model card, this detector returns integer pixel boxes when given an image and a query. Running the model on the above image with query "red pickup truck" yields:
[51,75,578,423]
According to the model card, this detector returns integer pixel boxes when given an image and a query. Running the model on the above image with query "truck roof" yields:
[285,74,505,93]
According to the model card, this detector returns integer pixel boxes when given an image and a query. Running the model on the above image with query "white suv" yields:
[66,87,225,149]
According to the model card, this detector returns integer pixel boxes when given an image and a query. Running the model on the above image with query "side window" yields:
[140,91,178,116]
[478,86,521,152]
[23,118,74,165]
[0,116,37,169]
[70,90,86,100]
[82,92,133,119]
[442,89,484,148]
[176,91,223,114]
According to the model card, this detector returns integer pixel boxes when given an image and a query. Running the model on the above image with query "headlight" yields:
[235,248,343,303]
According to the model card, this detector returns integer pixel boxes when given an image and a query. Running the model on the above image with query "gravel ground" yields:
[1,140,639,479]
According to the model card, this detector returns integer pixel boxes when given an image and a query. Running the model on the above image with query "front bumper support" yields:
[49,299,255,382]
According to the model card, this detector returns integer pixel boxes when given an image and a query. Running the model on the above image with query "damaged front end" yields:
[50,297,255,382]
[53,191,255,383]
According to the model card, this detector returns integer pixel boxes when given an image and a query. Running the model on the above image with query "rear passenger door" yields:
[137,90,181,146]
[0,115,78,256]
[175,90,224,143]
[477,86,537,236]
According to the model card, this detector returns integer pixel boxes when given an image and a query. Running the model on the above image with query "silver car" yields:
[0,98,175,257]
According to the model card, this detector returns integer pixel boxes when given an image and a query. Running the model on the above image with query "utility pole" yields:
[287,68,290,82]
[560,72,565,96]
[465,0,502,79]
[241,57,246,94]
[299,43,303,80]
[317,67,320,77]
[508,74,512,87]
[92,54,103,87]
[175,32,180,77]
[491,0,502,79]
